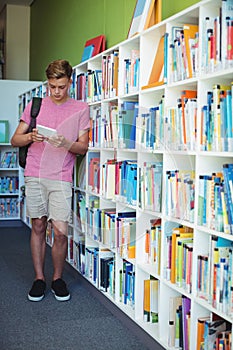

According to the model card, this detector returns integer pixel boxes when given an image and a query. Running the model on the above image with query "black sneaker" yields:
[51,278,70,301]
[28,279,46,301]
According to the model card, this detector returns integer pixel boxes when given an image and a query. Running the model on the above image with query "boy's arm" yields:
[11,121,45,147]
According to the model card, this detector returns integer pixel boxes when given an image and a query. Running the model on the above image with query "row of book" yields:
[88,157,162,211]
[136,98,164,151]
[123,49,140,95]
[165,169,195,223]
[168,295,232,350]
[143,218,161,276]
[143,277,159,323]
[201,0,233,74]
[0,176,19,193]
[0,150,18,168]
[164,90,197,152]
[167,295,191,349]
[0,198,18,218]
[102,51,119,99]
[75,55,118,102]
[85,205,136,257]
[200,84,233,152]
[102,159,137,206]
[169,24,199,83]
[74,1,233,103]
[196,313,231,350]
[71,238,135,308]
[197,235,233,315]
[138,161,162,212]
[87,85,233,153]
[197,164,233,234]
[164,226,193,293]
[76,69,102,103]
[89,101,138,150]
[88,155,138,206]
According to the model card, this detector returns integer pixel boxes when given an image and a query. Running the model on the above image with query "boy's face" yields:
[48,77,72,104]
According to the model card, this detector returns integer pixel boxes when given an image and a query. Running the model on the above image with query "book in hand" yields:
[37,124,57,138]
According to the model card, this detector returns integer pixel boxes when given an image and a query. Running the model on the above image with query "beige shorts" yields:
[24,177,72,222]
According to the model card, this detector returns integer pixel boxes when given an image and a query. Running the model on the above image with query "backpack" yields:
[19,97,42,168]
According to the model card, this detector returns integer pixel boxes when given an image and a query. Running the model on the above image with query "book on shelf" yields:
[196,316,210,350]
[82,35,105,59]
[81,44,94,62]
[141,34,166,89]
[221,0,233,68]
[116,211,136,258]
[0,120,9,143]
[168,295,182,348]
[0,176,19,194]
[170,226,193,285]
[144,0,162,30]
[0,150,18,168]
[102,51,119,99]
[119,259,135,307]
[123,51,140,95]
[118,101,138,149]
[128,0,152,38]
[101,159,117,200]
[143,277,159,323]
[183,24,199,78]
[181,296,191,350]
[99,249,114,293]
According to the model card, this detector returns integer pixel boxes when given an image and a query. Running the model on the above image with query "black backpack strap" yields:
[29,97,42,130]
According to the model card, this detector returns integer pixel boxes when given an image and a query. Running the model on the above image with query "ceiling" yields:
[0,0,34,13]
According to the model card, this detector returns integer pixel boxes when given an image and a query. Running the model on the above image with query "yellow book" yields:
[143,279,150,322]
[171,227,193,284]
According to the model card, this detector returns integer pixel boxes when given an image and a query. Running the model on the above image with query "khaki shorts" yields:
[24,177,72,222]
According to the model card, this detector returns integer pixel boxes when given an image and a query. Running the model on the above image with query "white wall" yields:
[5,5,30,80]
[0,80,40,138]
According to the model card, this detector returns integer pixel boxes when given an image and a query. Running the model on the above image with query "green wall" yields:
[30,0,199,81]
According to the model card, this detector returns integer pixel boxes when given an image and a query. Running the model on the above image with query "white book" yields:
[37,124,57,137]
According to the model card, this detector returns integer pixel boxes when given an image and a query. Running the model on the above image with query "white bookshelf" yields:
[0,80,41,220]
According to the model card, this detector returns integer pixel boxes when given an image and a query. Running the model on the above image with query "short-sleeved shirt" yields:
[20,96,90,182]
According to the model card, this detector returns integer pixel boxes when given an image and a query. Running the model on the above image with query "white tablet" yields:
[37,124,57,137]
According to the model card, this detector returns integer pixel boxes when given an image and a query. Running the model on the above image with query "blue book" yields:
[120,101,137,149]
[124,261,133,305]
[223,163,233,233]
[81,44,94,62]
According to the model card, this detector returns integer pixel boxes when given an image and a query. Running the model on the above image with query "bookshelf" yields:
[0,80,41,221]
[19,0,233,348]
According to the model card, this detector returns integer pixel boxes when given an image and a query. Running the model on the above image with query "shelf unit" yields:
[0,142,19,219]
[70,1,233,348]
[19,0,233,348]
[0,79,42,220]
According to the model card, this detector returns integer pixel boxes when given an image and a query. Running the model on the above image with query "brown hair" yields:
[45,59,73,80]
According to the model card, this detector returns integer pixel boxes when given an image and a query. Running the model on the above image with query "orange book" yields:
[144,0,162,30]
[142,35,164,89]
[196,317,210,350]
[180,90,197,146]
[183,24,199,78]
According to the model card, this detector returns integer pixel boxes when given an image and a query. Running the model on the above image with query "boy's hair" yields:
[45,59,73,80]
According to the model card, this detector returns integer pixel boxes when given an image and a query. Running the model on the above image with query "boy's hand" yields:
[32,128,46,142]
[47,134,73,150]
